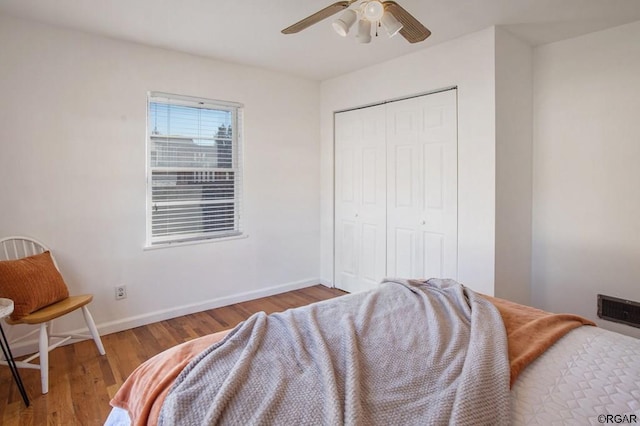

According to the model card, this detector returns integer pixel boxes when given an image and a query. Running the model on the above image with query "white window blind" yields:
[146,92,243,246]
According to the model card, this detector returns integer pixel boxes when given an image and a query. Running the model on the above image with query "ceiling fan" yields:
[281,0,431,44]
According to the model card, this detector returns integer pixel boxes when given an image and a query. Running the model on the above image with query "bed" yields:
[104,279,640,425]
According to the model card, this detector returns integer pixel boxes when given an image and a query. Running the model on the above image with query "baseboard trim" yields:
[318,278,334,288]
[8,278,320,357]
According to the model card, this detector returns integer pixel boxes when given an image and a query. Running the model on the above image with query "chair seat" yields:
[5,295,94,325]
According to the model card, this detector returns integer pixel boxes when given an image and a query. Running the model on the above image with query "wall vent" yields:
[597,294,640,328]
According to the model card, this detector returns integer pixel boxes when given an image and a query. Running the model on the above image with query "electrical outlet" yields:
[115,285,127,300]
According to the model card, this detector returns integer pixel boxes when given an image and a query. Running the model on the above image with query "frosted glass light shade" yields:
[356,19,372,44]
[381,10,403,37]
[332,9,357,37]
[363,1,384,22]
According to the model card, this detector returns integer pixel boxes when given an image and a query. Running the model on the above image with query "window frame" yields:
[145,91,244,248]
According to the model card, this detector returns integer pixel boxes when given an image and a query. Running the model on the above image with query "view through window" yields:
[146,92,243,246]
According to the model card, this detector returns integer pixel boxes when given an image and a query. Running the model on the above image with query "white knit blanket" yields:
[159,278,510,425]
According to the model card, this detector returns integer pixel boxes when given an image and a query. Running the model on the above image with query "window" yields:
[146,92,243,246]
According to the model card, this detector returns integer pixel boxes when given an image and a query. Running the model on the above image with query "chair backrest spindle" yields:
[12,239,19,259]
[1,241,9,260]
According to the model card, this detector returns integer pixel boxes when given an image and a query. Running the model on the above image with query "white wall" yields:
[321,28,498,295]
[532,20,640,337]
[494,28,533,305]
[0,15,321,346]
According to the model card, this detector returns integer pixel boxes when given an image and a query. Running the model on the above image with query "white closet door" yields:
[334,105,387,293]
[386,90,458,280]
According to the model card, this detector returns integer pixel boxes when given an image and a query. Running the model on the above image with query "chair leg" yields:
[39,323,49,394]
[81,306,105,355]
[0,323,29,406]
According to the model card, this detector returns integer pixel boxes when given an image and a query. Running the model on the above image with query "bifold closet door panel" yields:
[386,90,458,280]
[334,105,387,293]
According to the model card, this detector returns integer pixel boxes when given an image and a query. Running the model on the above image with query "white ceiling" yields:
[2,0,640,81]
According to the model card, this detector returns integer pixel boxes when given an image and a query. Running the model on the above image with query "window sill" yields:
[143,233,249,251]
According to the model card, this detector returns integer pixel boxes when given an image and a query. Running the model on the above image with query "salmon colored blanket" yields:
[110,296,594,425]
[110,330,231,426]
[483,295,595,385]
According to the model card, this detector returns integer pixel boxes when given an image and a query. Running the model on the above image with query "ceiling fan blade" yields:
[282,1,352,34]
[383,1,431,43]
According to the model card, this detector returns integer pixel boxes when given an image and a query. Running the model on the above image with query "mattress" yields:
[511,325,640,425]
[105,324,640,425]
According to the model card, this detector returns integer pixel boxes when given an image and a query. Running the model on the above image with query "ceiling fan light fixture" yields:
[381,10,403,37]
[363,0,385,22]
[332,9,357,37]
[281,0,431,45]
[356,18,372,44]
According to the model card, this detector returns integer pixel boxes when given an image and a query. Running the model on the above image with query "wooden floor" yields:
[0,285,347,425]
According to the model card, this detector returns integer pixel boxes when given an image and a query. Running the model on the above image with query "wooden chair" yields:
[0,236,105,394]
